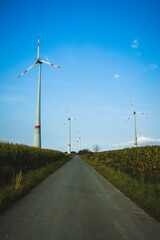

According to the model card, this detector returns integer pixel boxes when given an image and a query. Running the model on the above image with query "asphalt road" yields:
[0,156,160,240]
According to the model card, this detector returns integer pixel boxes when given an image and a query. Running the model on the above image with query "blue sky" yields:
[0,0,160,151]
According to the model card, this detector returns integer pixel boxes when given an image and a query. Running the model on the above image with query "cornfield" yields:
[0,142,69,187]
[82,146,160,183]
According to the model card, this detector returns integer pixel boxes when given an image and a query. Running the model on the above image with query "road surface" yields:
[0,156,160,240]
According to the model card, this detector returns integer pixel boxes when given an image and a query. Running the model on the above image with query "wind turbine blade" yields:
[130,100,135,112]
[17,62,38,78]
[82,138,86,141]
[41,60,61,69]
[125,113,134,122]
[137,112,148,115]
[63,120,68,126]
[37,36,39,59]
[71,118,78,121]
[67,108,69,117]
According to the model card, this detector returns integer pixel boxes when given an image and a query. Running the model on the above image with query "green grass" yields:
[81,150,160,222]
[0,158,69,213]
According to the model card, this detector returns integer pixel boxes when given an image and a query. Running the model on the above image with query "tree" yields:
[92,144,100,152]
[78,149,92,155]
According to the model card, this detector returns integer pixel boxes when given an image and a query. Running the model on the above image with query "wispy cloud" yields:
[136,52,142,56]
[149,64,158,69]
[45,55,50,62]
[48,80,70,87]
[111,136,160,147]
[112,140,133,147]
[131,39,139,48]
[114,74,120,79]
[102,106,128,114]
[0,86,32,91]
[0,95,24,102]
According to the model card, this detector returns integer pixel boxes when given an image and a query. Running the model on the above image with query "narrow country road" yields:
[0,156,160,240]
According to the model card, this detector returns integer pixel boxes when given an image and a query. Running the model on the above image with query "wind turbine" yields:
[75,138,79,153]
[64,110,78,154]
[126,101,148,147]
[77,132,85,152]
[17,37,60,148]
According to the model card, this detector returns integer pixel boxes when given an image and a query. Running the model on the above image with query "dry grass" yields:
[0,159,70,213]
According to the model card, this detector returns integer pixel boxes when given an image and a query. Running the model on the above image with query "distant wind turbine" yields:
[77,132,85,152]
[75,138,79,153]
[17,37,60,148]
[126,101,148,147]
[64,110,78,153]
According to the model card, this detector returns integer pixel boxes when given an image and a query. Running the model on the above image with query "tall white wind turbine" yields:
[126,101,148,147]
[64,110,78,154]
[17,37,60,148]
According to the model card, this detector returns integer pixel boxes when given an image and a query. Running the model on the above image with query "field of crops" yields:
[0,142,72,213]
[81,146,160,183]
[0,142,70,187]
[80,146,160,221]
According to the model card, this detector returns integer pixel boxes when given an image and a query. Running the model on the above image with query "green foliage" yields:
[0,159,68,213]
[0,142,71,213]
[78,149,93,155]
[80,145,160,222]
[90,164,160,222]
[81,146,160,183]
[0,142,70,187]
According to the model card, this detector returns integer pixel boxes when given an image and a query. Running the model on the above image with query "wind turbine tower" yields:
[126,101,148,147]
[64,110,77,154]
[18,37,60,148]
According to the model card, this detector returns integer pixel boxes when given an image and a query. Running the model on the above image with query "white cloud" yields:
[131,45,138,48]
[0,96,24,102]
[131,39,139,48]
[136,52,142,56]
[138,136,160,144]
[111,136,160,147]
[149,64,158,69]
[112,140,133,147]
[133,39,138,44]
[114,74,120,79]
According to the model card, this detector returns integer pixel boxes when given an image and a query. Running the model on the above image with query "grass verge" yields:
[82,157,160,223]
[0,158,69,214]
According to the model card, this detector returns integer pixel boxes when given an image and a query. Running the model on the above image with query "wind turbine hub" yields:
[37,59,42,64]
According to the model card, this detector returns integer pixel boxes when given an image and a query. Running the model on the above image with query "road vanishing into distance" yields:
[0,156,160,240]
